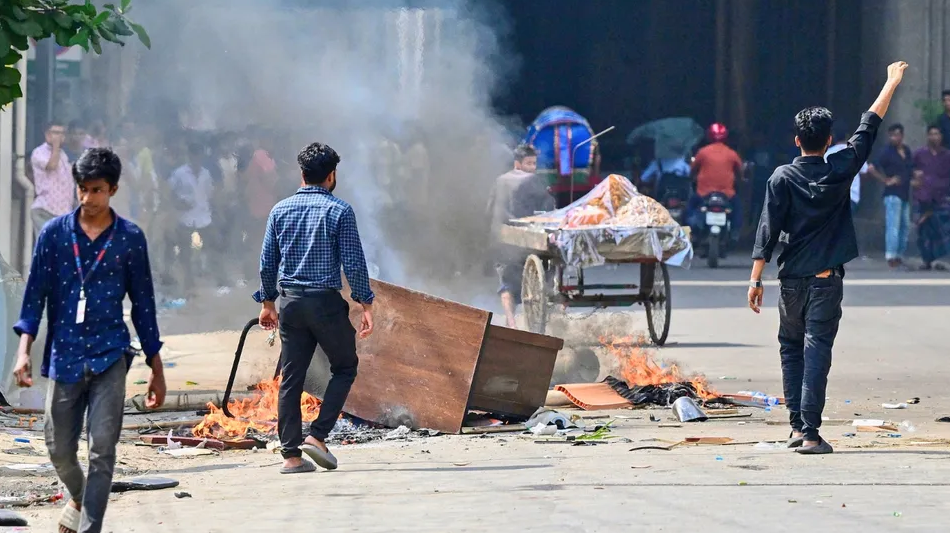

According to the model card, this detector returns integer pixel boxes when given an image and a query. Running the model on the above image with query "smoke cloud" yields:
[121,0,519,312]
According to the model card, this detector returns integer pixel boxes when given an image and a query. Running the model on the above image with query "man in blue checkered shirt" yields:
[253,142,374,474]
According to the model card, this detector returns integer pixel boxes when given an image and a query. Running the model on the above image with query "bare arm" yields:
[868,61,908,118]
[45,144,62,171]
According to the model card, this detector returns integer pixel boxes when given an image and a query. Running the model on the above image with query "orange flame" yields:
[603,336,717,400]
[192,377,322,440]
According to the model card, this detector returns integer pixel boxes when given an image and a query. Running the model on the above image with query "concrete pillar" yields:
[866,0,950,147]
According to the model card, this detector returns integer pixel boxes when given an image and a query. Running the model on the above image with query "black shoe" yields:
[786,431,804,449]
[795,438,833,455]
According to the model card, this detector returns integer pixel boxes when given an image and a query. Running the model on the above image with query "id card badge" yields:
[76,292,87,324]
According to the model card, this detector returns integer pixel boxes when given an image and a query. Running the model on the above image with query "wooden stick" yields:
[121,418,205,431]
[460,423,526,434]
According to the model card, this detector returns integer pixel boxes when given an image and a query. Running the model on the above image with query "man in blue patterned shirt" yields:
[11,148,166,533]
[254,142,374,474]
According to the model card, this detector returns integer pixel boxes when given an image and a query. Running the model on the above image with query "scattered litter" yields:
[12,437,29,444]
[630,465,652,469]
[684,437,733,445]
[714,456,723,461]
[453,462,471,467]
[174,491,192,499]
[719,376,737,380]
[658,423,682,428]
[576,422,614,441]
[384,425,412,440]
[265,441,281,453]
[649,414,660,422]
[164,430,182,450]
[524,409,577,431]
[893,512,902,517]
[936,417,950,423]
[788,499,797,503]
[672,397,707,422]
[844,400,851,404]
[753,441,786,450]
[530,424,559,436]
[738,481,748,486]
[730,465,768,471]
[882,433,902,439]
[629,445,675,452]
[899,421,917,433]
[162,447,215,457]
[842,504,847,508]
[843,433,856,437]
[185,381,199,386]
[882,403,908,410]
[133,380,147,385]
[164,362,177,368]
[111,477,180,493]
[216,286,231,296]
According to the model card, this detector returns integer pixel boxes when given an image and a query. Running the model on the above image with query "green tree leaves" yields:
[0,0,150,107]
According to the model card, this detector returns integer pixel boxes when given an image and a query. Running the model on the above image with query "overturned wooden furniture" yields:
[303,280,564,434]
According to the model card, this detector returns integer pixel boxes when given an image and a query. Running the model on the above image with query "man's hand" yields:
[887,61,909,84]
[259,301,278,330]
[13,351,32,388]
[886,176,901,187]
[145,355,166,410]
[748,285,764,314]
[359,303,374,339]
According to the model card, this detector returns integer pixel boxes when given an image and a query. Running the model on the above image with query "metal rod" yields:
[569,126,616,204]
[560,283,640,292]
[222,318,261,419]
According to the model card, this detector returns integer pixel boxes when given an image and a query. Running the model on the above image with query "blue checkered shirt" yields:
[253,186,375,304]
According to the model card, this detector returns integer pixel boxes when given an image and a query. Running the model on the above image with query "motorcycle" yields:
[697,192,732,268]
[656,172,692,226]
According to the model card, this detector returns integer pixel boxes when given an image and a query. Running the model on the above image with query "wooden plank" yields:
[467,325,562,419]
[496,224,551,254]
[304,280,491,434]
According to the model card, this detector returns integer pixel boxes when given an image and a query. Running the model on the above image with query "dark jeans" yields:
[45,357,127,533]
[778,272,844,442]
[277,289,359,459]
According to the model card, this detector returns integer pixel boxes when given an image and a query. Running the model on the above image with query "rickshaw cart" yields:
[498,221,689,346]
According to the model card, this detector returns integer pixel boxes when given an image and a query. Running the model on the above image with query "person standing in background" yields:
[824,130,869,213]
[937,90,950,150]
[63,120,87,162]
[167,142,215,296]
[869,124,914,268]
[242,134,280,282]
[912,125,950,270]
[30,121,74,238]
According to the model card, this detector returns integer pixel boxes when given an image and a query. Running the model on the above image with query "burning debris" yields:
[192,377,321,441]
[603,337,718,406]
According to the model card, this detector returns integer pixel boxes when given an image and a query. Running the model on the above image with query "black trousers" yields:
[277,290,358,459]
[778,272,844,442]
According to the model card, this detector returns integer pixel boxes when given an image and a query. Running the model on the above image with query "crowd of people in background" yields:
[26,118,302,301]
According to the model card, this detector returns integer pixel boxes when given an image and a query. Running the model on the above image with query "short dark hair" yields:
[72,147,121,188]
[46,121,65,132]
[297,142,340,184]
[794,106,834,152]
[888,123,904,134]
[927,124,941,134]
[514,143,537,163]
[942,90,950,99]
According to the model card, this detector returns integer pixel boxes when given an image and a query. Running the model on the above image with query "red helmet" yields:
[707,123,728,142]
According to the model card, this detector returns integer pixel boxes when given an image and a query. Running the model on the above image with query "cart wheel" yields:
[645,263,671,346]
[521,255,548,334]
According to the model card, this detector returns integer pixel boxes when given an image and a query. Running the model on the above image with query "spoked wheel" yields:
[521,255,548,334]
[644,263,672,345]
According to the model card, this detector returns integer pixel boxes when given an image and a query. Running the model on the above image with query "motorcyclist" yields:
[688,123,743,240]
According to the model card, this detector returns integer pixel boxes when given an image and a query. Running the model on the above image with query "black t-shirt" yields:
[873,143,914,201]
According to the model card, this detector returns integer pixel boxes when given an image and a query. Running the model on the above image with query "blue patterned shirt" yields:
[253,186,375,304]
[13,209,163,383]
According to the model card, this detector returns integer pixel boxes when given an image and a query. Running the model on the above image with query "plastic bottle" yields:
[899,420,917,433]
[739,391,780,407]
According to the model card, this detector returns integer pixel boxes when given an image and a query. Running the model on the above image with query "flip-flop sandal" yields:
[279,461,316,474]
[302,444,338,470]
[795,438,834,455]
[59,503,81,533]
[786,431,804,448]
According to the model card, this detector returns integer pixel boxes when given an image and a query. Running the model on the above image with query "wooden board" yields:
[497,224,551,254]
[467,325,563,418]
[304,280,491,434]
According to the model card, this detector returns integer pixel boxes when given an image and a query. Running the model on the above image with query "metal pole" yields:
[569,126,615,204]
